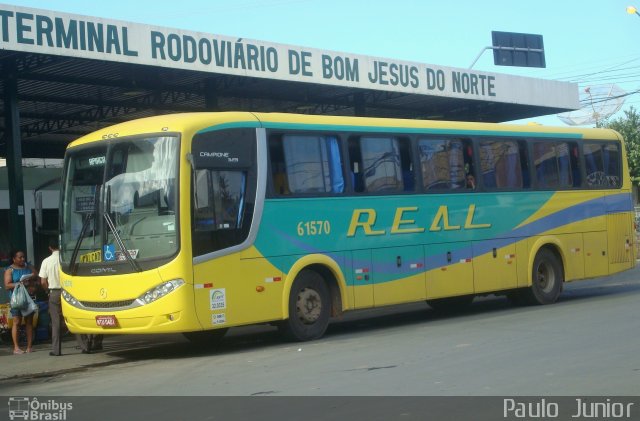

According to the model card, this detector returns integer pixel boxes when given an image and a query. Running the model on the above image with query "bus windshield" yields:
[60,135,180,273]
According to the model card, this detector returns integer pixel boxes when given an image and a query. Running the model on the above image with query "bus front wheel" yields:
[278,270,330,342]
[513,248,563,305]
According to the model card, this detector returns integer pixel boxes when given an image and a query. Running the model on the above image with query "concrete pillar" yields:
[3,58,27,253]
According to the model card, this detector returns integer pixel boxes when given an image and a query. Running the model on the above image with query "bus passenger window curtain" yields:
[502,145,521,188]
[557,143,571,187]
[326,136,344,193]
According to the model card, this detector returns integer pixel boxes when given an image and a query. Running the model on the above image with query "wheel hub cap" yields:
[296,287,322,324]
[536,262,555,293]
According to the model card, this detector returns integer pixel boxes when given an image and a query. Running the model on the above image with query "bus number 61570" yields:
[297,220,331,236]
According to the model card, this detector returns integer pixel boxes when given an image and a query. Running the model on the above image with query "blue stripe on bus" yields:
[425,192,632,275]
[424,192,630,271]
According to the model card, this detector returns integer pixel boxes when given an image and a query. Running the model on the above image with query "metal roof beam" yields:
[16,105,144,136]
[18,93,200,111]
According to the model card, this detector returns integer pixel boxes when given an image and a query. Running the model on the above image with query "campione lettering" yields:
[200,152,229,158]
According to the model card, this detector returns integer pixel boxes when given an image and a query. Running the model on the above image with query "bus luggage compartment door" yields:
[372,246,426,306]
[425,242,474,299]
[351,250,373,309]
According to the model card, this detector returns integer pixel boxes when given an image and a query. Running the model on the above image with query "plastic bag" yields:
[21,294,38,317]
[10,282,28,310]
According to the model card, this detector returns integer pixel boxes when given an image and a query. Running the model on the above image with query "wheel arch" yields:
[282,254,348,319]
[527,237,566,287]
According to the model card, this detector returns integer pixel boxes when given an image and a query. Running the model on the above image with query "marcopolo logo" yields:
[8,397,73,420]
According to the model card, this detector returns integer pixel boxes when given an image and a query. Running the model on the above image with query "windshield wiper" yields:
[69,212,94,276]
[104,186,142,272]
[69,186,100,275]
[103,212,142,272]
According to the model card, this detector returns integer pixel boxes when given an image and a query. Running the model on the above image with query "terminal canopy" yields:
[0,4,579,159]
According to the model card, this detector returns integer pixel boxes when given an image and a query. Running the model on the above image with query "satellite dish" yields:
[557,84,626,126]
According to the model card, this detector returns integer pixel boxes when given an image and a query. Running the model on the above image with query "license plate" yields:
[95,315,117,327]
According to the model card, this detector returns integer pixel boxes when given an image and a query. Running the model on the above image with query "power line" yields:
[557,66,640,82]
[580,89,640,106]
[541,55,640,79]
[560,59,640,82]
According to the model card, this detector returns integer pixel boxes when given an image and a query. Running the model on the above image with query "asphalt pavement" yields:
[0,331,186,381]
[2,257,639,383]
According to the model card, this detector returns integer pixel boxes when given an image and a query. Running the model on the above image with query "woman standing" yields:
[3,249,37,354]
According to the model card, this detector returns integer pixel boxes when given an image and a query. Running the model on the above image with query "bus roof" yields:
[66,112,621,150]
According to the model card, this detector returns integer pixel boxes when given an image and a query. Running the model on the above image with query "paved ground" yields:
[2,260,639,385]
[0,331,188,381]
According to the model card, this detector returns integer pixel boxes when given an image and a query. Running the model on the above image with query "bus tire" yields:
[183,328,228,346]
[427,295,474,312]
[522,248,564,305]
[278,270,330,342]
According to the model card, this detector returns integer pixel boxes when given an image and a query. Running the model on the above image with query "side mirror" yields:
[33,176,62,235]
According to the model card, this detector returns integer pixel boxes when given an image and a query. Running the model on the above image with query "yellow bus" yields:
[59,112,635,342]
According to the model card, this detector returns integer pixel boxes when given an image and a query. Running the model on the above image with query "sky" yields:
[8,0,640,127]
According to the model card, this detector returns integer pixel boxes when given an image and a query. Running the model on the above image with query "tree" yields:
[601,107,640,185]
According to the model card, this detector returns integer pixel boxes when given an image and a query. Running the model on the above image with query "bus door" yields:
[372,246,426,306]
[351,250,374,308]
[425,242,474,299]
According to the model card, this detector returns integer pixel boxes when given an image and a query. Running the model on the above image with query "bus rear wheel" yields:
[514,248,563,305]
[278,270,330,342]
[183,328,228,346]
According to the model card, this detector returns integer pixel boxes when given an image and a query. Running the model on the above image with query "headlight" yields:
[61,279,185,310]
[137,279,185,305]
[61,289,79,306]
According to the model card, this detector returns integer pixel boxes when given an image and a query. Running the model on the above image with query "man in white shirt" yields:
[39,239,62,356]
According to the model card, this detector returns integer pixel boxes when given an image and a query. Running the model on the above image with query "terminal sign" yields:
[0,4,578,108]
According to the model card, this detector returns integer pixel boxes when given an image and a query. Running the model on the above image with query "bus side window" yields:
[418,138,468,190]
[479,140,523,189]
[584,143,606,187]
[269,134,345,195]
[358,136,404,193]
[603,143,621,187]
[533,141,581,189]
[268,136,290,195]
[534,142,559,188]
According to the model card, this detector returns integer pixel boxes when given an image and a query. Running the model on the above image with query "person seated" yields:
[466,174,476,189]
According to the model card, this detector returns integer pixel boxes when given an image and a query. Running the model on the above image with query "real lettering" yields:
[347,205,491,237]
